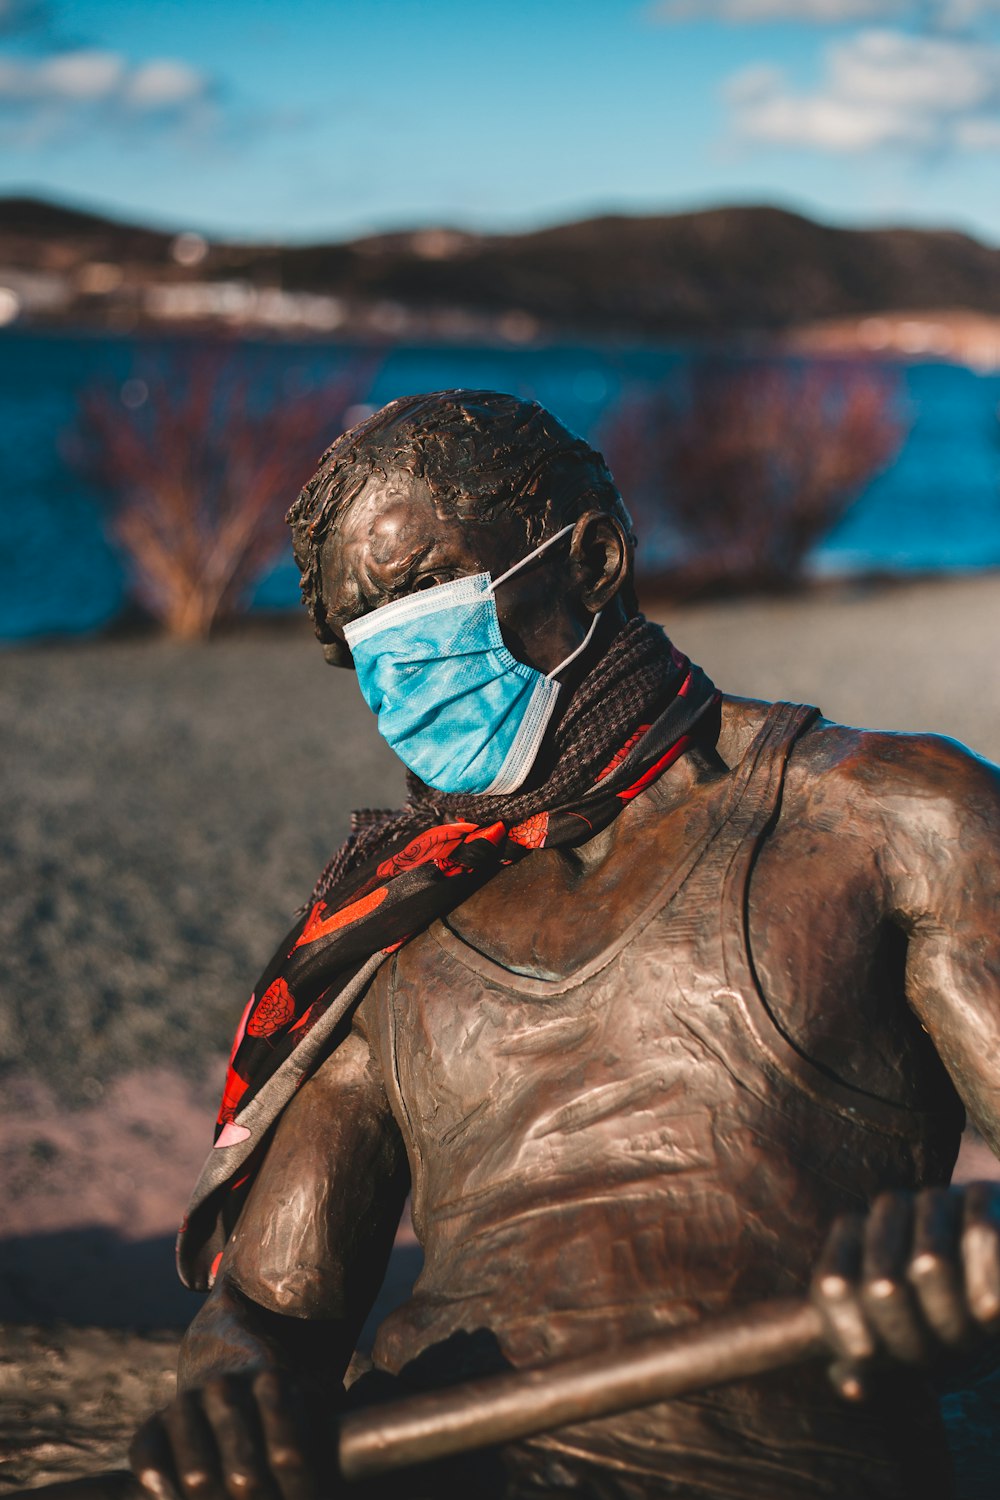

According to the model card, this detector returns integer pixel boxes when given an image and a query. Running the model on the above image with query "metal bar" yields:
[338,1297,825,1480]
[7,1297,827,1498]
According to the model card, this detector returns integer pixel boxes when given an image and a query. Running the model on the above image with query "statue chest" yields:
[365,704,961,1376]
[370,749,954,1257]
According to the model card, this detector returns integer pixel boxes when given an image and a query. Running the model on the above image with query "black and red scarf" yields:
[178,622,719,1290]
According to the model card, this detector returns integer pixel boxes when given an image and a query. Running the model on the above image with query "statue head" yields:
[286,389,637,674]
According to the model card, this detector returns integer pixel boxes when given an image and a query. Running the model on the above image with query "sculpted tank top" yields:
[362,702,961,1498]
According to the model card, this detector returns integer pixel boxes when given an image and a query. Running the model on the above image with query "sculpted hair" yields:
[286,389,637,634]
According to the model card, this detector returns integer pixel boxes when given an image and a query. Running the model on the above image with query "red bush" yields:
[602,358,904,598]
[68,345,379,638]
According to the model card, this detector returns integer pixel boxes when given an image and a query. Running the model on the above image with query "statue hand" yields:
[129,1369,332,1500]
[811,1182,1000,1400]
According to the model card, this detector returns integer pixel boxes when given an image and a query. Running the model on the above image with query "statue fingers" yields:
[826,1357,872,1403]
[162,1391,225,1500]
[961,1181,1000,1333]
[129,1412,184,1500]
[200,1376,278,1500]
[812,1211,876,1367]
[860,1191,930,1366]
[905,1187,971,1349]
[252,1371,323,1500]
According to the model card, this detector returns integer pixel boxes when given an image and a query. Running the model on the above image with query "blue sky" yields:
[1,0,1000,243]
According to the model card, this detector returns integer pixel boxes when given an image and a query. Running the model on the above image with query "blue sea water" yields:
[1,330,999,641]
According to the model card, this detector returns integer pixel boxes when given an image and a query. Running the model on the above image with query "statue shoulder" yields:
[781,711,1000,852]
[711,685,1000,859]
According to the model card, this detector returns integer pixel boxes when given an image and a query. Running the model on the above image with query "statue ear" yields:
[569,510,632,612]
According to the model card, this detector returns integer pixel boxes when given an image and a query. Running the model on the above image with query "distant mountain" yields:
[0,195,173,262]
[3,195,1000,337]
[276,208,1000,335]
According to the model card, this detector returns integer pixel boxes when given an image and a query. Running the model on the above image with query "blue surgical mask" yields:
[342,524,601,796]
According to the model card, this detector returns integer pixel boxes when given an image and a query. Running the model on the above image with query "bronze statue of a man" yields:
[131,390,1000,1499]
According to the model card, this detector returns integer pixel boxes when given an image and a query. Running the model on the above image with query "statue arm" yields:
[180,1015,410,1390]
[878,732,1000,1149]
[789,732,1000,1402]
[131,1010,409,1497]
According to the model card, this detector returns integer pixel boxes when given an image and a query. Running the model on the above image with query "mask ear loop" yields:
[546,609,602,682]
[490,522,576,592]
[489,521,602,683]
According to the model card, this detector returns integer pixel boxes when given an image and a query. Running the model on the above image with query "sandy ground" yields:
[0,1326,179,1491]
[3,573,1000,1492]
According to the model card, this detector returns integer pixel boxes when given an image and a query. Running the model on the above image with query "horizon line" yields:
[3,186,999,253]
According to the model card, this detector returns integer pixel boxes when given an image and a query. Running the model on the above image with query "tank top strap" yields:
[643,701,820,953]
[713,699,820,983]
[721,700,821,839]
[710,702,957,1138]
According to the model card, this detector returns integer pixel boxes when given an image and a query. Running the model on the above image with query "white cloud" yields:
[28,50,123,101]
[651,0,1000,25]
[0,46,214,140]
[727,28,1000,150]
[123,60,207,110]
[831,28,1000,105]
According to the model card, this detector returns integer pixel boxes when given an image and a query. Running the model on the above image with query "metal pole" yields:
[339,1297,825,1481]
[7,1296,827,1498]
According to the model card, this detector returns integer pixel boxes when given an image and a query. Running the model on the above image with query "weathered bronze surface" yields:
[127,392,1000,1499]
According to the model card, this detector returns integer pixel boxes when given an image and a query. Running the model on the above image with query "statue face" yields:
[315,469,594,676]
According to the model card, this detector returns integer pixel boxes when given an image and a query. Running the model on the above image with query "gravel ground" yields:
[0,616,407,1097]
[3,574,1000,1492]
[0,1326,179,1492]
